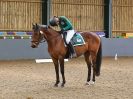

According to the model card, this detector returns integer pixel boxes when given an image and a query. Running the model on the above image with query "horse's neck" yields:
[46,28,61,42]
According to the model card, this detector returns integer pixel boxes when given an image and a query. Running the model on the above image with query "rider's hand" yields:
[61,29,64,33]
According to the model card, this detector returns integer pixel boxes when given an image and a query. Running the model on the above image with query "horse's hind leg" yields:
[84,52,92,85]
[90,52,97,84]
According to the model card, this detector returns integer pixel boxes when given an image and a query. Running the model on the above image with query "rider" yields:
[49,16,76,58]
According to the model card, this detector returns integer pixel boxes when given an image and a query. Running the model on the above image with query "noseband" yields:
[31,30,46,46]
[32,25,60,46]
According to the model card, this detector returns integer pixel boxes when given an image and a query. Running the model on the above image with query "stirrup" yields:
[72,53,77,58]
[69,52,77,58]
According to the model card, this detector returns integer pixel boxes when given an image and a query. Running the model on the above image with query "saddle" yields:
[62,31,85,58]
[63,32,85,46]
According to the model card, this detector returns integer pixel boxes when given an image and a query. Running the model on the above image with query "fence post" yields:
[42,0,47,25]
[104,0,112,38]
[47,0,51,25]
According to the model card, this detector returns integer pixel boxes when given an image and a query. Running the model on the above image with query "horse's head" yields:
[31,23,47,48]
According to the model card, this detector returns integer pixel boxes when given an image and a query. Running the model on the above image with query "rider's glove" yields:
[60,29,64,34]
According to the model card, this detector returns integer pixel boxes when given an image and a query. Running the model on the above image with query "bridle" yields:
[39,29,61,42]
[31,30,46,47]
[31,25,61,46]
[39,30,46,43]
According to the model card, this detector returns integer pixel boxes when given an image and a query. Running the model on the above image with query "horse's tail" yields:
[95,40,102,76]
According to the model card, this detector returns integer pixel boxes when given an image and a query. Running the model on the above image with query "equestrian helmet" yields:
[49,17,59,26]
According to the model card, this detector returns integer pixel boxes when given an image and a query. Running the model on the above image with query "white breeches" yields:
[66,30,75,44]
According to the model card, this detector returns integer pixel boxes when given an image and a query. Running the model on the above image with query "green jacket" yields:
[58,16,73,31]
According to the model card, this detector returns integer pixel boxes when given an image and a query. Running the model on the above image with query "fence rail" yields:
[1,0,133,38]
[0,0,42,31]
[112,0,133,37]
[51,0,104,32]
[51,0,133,38]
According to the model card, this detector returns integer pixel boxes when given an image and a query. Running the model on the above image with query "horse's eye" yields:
[46,26,48,29]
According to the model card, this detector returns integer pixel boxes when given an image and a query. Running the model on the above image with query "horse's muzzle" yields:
[31,43,38,48]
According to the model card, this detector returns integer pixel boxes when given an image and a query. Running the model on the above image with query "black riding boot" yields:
[68,42,77,58]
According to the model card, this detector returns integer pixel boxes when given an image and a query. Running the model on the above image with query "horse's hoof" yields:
[85,81,95,86]
[91,81,95,85]
[85,82,91,86]
[61,84,65,87]
[54,85,58,87]
[54,84,58,87]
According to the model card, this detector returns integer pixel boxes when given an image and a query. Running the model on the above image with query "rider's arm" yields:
[59,16,73,31]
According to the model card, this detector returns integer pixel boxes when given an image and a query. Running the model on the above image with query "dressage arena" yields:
[0,57,133,99]
[1,0,133,99]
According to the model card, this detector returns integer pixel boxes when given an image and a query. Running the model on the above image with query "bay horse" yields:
[31,23,102,87]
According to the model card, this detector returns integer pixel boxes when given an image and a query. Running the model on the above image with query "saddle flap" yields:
[71,32,85,46]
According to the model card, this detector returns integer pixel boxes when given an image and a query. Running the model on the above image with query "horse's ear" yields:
[32,23,35,27]
[35,23,38,26]
[48,25,51,28]
[32,23,35,26]
[32,23,35,29]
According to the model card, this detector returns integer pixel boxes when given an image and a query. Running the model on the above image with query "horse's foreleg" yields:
[59,58,66,87]
[52,57,60,87]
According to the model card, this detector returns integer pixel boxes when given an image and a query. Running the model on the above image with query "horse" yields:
[31,23,102,87]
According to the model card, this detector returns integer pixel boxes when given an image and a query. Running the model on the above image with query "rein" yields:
[31,31,46,44]
[40,30,61,42]
[32,24,61,46]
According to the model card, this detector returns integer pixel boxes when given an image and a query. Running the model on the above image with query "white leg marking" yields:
[86,81,95,86]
